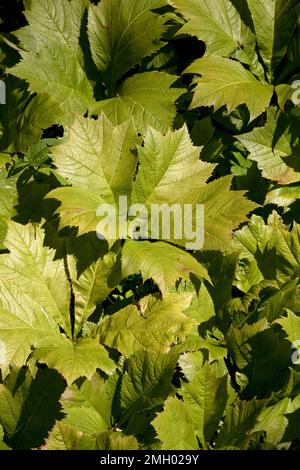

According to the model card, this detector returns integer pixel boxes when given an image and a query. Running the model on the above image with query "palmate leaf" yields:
[170,0,261,74]
[98,293,196,357]
[234,213,300,289]
[9,0,94,115]
[237,108,300,184]
[0,368,65,450]
[132,125,256,251]
[47,114,138,234]
[132,125,214,205]
[0,77,63,153]
[180,362,229,447]
[49,118,256,250]
[122,240,210,295]
[43,422,95,450]
[275,309,300,344]
[0,221,71,336]
[44,423,139,450]
[152,397,199,450]
[90,72,183,133]
[227,322,291,398]
[247,0,300,79]
[60,372,119,428]
[153,362,229,449]
[170,0,241,57]
[215,399,265,449]
[88,0,168,90]
[0,305,58,375]
[0,222,118,383]
[120,350,178,417]
[33,336,116,386]
[185,56,273,121]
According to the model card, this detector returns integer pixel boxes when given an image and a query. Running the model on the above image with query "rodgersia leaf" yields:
[33,336,116,385]
[153,361,229,449]
[0,221,71,337]
[98,293,196,356]
[122,240,209,296]
[0,368,65,450]
[237,108,300,184]
[69,251,121,337]
[90,72,183,133]
[185,56,273,121]
[49,119,255,250]
[43,422,95,450]
[9,0,94,115]
[132,125,256,251]
[88,0,168,90]
[0,425,10,450]
[0,78,63,153]
[152,397,199,450]
[171,0,265,80]
[247,0,300,80]
[120,350,178,416]
[47,114,138,234]
[234,213,300,290]
[215,399,265,449]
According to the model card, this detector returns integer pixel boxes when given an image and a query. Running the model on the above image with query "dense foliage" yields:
[0,0,300,450]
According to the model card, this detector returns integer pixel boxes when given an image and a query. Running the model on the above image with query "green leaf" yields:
[10,369,65,450]
[227,323,291,398]
[90,72,183,133]
[0,369,31,439]
[181,362,229,446]
[61,372,118,427]
[275,309,300,344]
[0,425,10,450]
[253,399,289,447]
[185,56,273,121]
[69,252,121,336]
[0,222,71,338]
[120,350,177,416]
[266,185,300,207]
[133,125,213,206]
[94,431,139,450]
[33,336,116,385]
[170,0,253,58]
[0,78,63,153]
[47,187,106,235]
[234,213,300,287]
[88,0,168,89]
[61,406,108,434]
[9,0,94,115]
[152,396,199,450]
[132,125,256,251]
[43,422,95,450]
[247,0,300,79]
[0,306,58,374]
[122,240,209,296]
[98,293,196,356]
[215,399,265,449]
[48,113,137,204]
[237,108,300,184]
